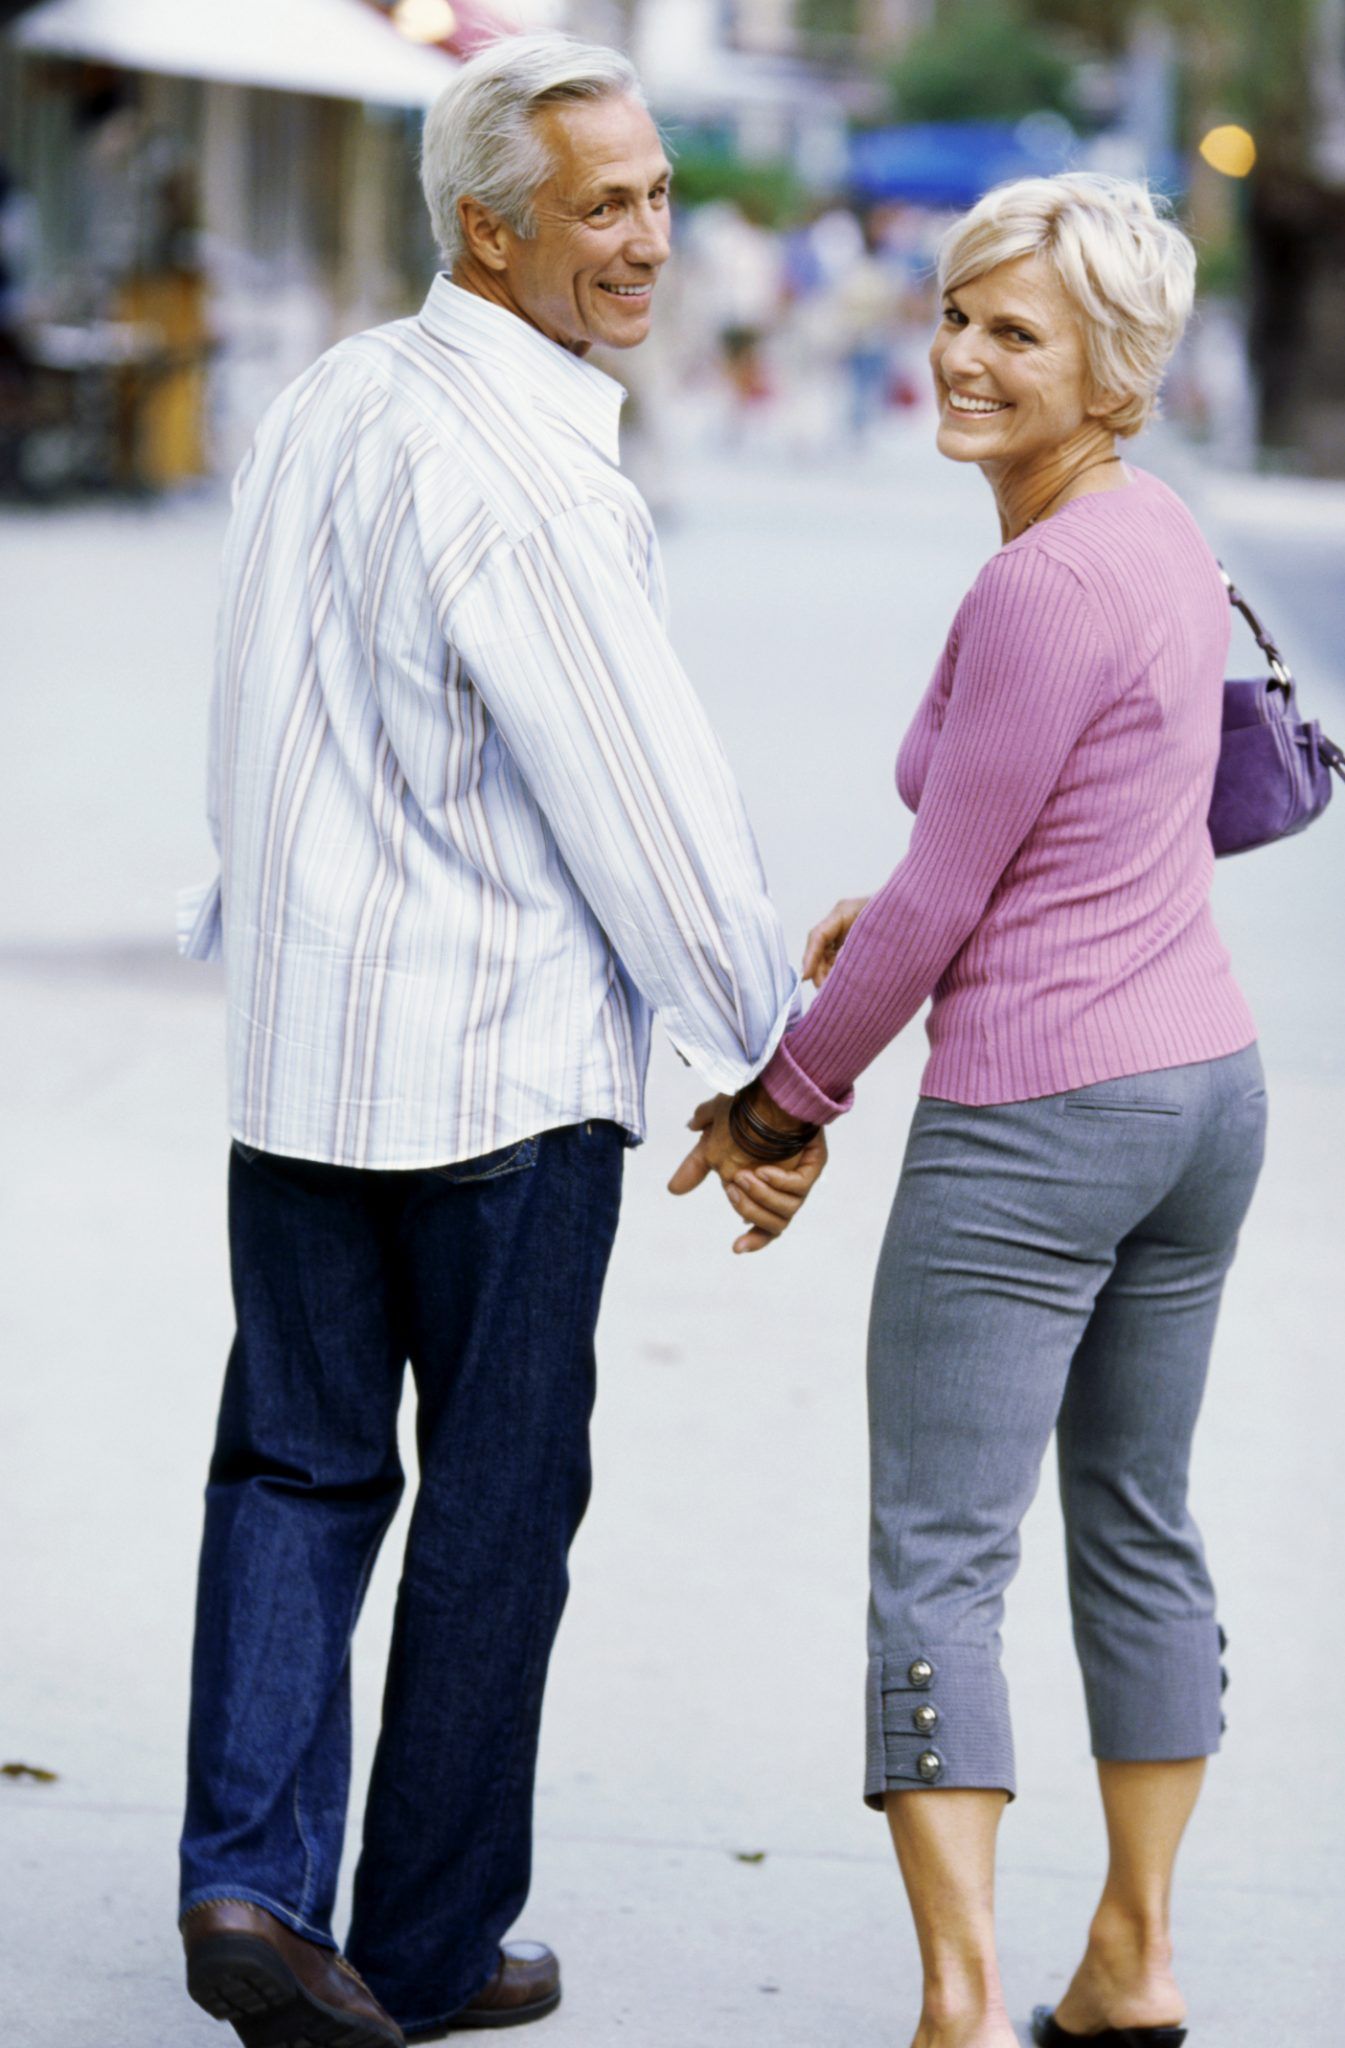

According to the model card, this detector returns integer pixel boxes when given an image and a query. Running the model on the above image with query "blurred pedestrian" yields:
[835,212,903,443]
[175,34,818,2048]
[673,173,1261,2048]
[683,198,785,432]
[0,160,35,492]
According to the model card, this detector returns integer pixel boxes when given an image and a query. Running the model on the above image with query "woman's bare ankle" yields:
[911,2003,1019,2048]
[912,1974,1018,2048]
[1052,1903,1185,2031]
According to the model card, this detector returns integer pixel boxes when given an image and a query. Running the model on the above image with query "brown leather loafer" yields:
[182,1898,405,2048]
[405,1942,561,2038]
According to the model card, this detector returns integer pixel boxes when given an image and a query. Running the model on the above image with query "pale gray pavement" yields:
[2,420,1343,2047]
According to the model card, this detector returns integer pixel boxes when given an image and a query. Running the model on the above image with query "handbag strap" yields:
[1218,564,1293,690]
[1219,562,1345,781]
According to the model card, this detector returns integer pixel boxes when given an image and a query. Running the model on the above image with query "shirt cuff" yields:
[177,877,223,961]
[759,1035,853,1125]
[664,970,801,1097]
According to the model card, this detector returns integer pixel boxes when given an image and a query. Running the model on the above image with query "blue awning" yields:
[848,120,1076,208]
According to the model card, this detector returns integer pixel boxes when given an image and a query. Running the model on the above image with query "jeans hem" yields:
[388,1952,501,2037]
[178,1883,338,1948]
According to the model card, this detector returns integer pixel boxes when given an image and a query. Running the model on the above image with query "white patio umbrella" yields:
[10,0,460,106]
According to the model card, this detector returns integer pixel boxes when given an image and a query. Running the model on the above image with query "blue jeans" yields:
[179,1121,624,2034]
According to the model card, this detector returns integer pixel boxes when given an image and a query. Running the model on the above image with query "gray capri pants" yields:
[865,1044,1266,1805]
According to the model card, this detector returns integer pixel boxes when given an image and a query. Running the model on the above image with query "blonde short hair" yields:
[936,173,1196,438]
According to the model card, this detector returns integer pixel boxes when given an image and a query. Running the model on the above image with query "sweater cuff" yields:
[759,1037,853,1125]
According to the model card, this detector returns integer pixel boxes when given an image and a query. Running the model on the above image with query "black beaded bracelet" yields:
[727,1088,819,1164]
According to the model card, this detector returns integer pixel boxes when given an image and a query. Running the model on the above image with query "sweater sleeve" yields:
[762,545,1110,1121]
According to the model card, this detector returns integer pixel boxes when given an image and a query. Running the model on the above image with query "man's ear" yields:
[458,195,513,274]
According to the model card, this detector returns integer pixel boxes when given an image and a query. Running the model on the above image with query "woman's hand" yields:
[667,1093,828,1254]
[802,897,871,988]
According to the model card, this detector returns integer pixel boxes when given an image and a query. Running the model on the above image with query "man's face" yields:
[501,94,672,354]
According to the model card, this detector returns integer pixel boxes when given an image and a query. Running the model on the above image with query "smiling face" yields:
[493,93,671,355]
[930,252,1112,471]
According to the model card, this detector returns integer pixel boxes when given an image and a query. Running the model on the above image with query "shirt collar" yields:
[418,274,626,465]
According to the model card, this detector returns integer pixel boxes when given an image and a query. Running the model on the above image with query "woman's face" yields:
[929,252,1110,469]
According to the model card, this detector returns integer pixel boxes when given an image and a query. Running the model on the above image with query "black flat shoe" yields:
[1030,2006,1187,2047]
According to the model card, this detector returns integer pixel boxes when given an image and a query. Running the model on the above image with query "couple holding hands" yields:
[175,32,1261,2048]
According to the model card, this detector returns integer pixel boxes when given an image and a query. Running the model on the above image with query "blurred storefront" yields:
[0,0,465,489]
[1244,0,1345,472]
[6,0,1344,481]
[633,0,870,179]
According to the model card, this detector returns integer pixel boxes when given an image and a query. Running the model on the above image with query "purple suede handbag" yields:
[1209,567,1345,857]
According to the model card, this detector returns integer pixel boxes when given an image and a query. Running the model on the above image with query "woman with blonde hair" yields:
[681,173,1262,2047]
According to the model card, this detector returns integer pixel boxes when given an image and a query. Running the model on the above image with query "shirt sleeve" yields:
[442,498,799,1094]
[762,546,1110,1121]
[176,445,263,962]
[176,549,234,962]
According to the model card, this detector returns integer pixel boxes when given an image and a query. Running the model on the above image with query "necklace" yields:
[1023,456,1124,530]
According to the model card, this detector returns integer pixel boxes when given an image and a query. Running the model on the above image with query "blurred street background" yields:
[2,2,1343,2044]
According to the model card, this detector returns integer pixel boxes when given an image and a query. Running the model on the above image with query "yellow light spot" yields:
[392,0,457,43]
[1199,125,1256,178]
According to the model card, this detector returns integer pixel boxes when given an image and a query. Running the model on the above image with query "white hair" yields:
[937,173,1197,438]
[420,33,645,269]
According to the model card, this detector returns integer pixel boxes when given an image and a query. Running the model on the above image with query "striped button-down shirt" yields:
[178,276,796,1168]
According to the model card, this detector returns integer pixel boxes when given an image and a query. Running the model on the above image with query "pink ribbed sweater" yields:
[762,468,1257,1119]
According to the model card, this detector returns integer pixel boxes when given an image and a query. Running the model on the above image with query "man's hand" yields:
[802,897,871,988]
[667,1092,828,1254]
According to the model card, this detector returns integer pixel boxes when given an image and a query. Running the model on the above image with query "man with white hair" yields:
[175,31,823,2048]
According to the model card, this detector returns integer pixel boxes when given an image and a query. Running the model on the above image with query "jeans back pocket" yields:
[431,1135,540,1185]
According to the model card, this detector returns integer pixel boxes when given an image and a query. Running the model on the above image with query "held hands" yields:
[667,1092,827,1254]
[802,897,871,988]
[667,890,863,1252]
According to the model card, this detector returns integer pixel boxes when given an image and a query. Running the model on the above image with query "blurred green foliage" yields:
[1194,231,1248,298]
[887,0,1076,121]
[667,142,805,227]
[796,0,862,48]
[877,0,1314,172]
[1029,0,1314,168]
